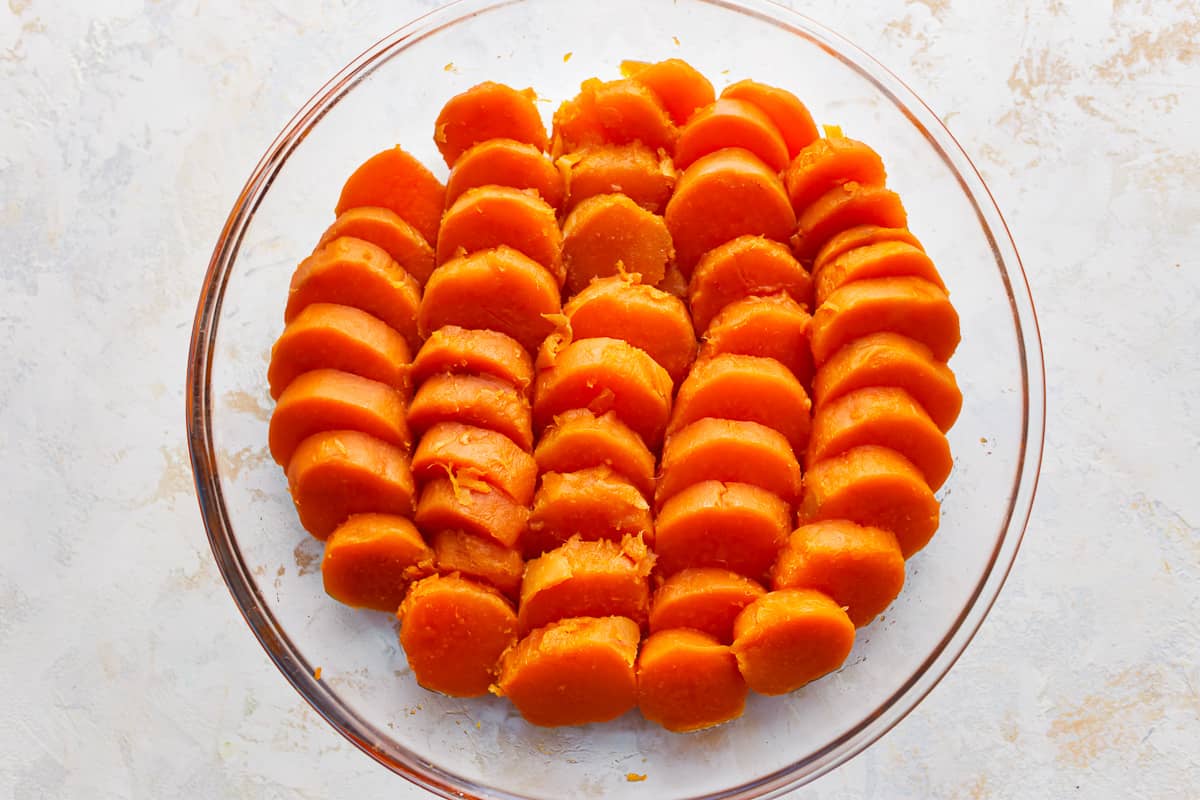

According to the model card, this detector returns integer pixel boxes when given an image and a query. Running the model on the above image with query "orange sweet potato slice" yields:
[687,235,813,332]
[560,194,674,294]
[533,408,656,499]
[269,369,410,466]
[445,138,564,209]
[674,97,790,172]
[418,246,560,354]
[433,81,548,167]
[414,473,529,550]
[698,292,814,385]
[398,574,518,697]
[496,616,640,727]
[286,237,422,352]
[665,148,795,276]
[558,143,676,214]
[563,275,696,384]
[721,80,819,158]
[772,520,905,627]
[335,146,446,246]
[791,183,907,263]
[524,467,654,559]
[668,353,812,454]
[316,207,436,286]
[810,276,960,366]
[411,422,537,504]
[655,480,791,582]
[808,386,952,490]
[518,535,655,635]
[784,137,887,214]
[637,629,748,732]
[268,303,412,400]
[815,239,945,306]
[657,418,801,508]
[436,186,564,285]
[621,58,715,125]
[286,430,416,540]
[731,588,855,695]
[813,224,924,274]
[410,325,534,395]
[812,332,962,432]
[407,372,533,451]
[321,513,434,611]
[430,529,524,601]
[648,567,766,644]
[533,337,674,449]
[799,445,940,557]
[552,78,677,155]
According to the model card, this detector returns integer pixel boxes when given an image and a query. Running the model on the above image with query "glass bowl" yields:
[186,1,1045,798]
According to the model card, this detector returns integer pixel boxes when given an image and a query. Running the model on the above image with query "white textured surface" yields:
[2,0,1197,797]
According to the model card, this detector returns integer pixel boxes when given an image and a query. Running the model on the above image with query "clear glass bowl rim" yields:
[185,1,1046,798]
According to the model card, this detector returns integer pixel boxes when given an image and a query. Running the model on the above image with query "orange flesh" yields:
[552,78,677,155]
[316,207,436,286]
[621,58,715,125]
[407,372,533,451]
[784,137,887,215]
[410,325,534,395]
[813,225,924,274]
[654,480,790,582]
[286,237,423,352]
[772,520,905,627]
[791,183,907,263]
[399,574,518,697]
[558,143,676,214]
[721,79,819,158]
[445,138,564,209]
[335,146,446,246]
[674,97,790,172]
[436,186,564,286]
[525,467,654,559]
[414,473,529,550]
[268,303,412,400]
[731,588,855,695]
[657,417,802,508]
[518,535,655,635]
[418,246,561,354]
[698,292,814,385]
[637,629,748,732]
[560,194,673,295]
[433,81,548,167]
[322,513,434,612]
[430,529,525,601]
[411,422,538,504]
[649,567,766,644]
[286,430,416,540]
[687,234,813,332]
[799,445,940,557]
[533,408,656,499]
[814,240,945,306]
[563,275,697,384]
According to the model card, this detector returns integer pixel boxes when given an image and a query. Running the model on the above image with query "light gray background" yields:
[2,0,1197,797]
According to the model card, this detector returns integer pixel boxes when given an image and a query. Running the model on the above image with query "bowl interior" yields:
[190,1,1043,798]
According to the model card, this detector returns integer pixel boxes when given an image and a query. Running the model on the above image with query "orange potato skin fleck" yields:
[411,422,538,505]
[316,207,436,286]
[813,225,924,275]
[621,58,715,125]
[398,574,518,697]
[560,194,674,295]
[799,445,941,558]
[525,467,654,559]
[414,474,529,550]
[496,616,640,727]
[637,629,748,732]
[674,97,790,172]
[418,246,561,354]
[811,332,962,432]
[698,292,814,385]
[558,143,676,214]
[721,80,819,158]
[563,275,697,385]
[433,82,548,167]
[814,240,945,306]
[667,353,812,455]
[322,514,434,612]
[784,137,887,215]
[286,237,423,352]
[731,588,855,695]
[518,535,655,635]
[410,325,534,395]
[654,480,791,582]
[533,337,674,449]
[268,303,412,400]
[772,520,905,627]
[446,138,564,209]
[687,235,813,332]
[552,78,677,155]
[533,408,657,499]
[335,146,446,246]
[657,418,802,508]
[269,369,411,466]
[430,529,524,601]
[791,183,907,263]
[649,568,766,644]
[407,372,533,451]
[286,430,416,540]
[665,148,796,277]
[436,186,564,286]
[810,276,961,366]
[807,386,952,490]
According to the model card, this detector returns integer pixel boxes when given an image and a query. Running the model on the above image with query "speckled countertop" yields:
[3,0,1198,797]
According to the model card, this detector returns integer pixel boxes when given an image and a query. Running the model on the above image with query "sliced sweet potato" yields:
[791,183,907,263]
[316,207,435,286]
[407,372,533,451]
[621,58,715,125]
[410,325,533,395]
[698,292,814,385]
[436,186,564,286]
[430,529,524,601]
[414,473,529,550]
[687,234,813,332]
[411,422,537,504]
[552,78,677,155]
[637,629,748,732]
[657,417,801,508]
[674,97,790,172]
[524,467,654,559]
[445,138,564,209]
[721,80,819,158]
[648,567,766,644]
[784,137,887,215]
[322,513,434,612]
[813,224,924,275]
[560,194,673,295]
[533,408,656,499]
[558,143,676,214]
[433,81,547,167]
[335,146,445,246]
[815,239,945,306]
